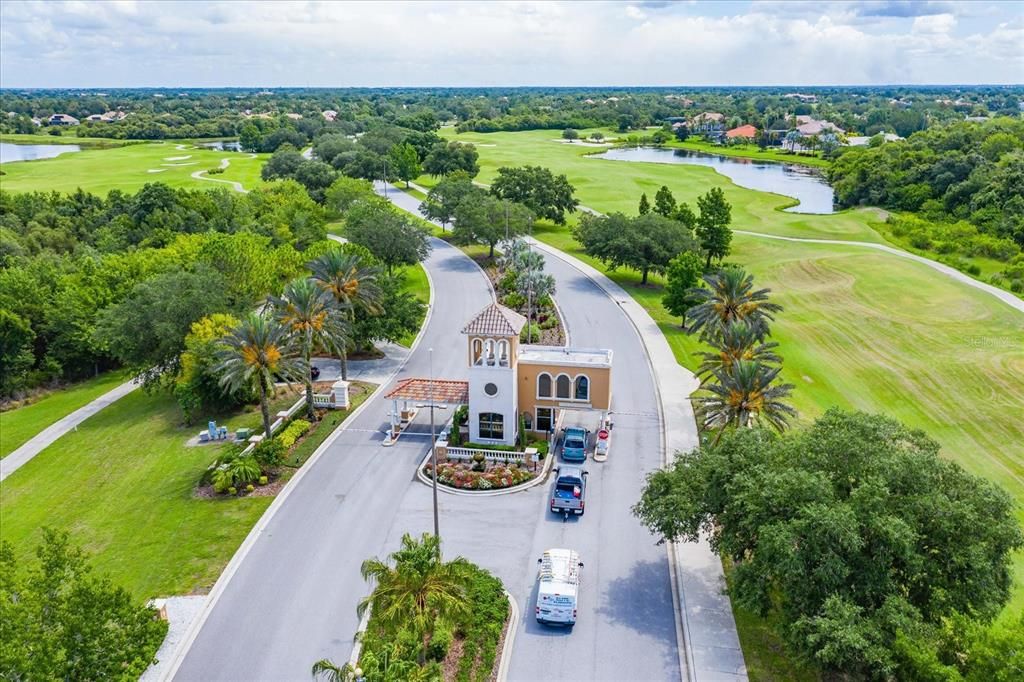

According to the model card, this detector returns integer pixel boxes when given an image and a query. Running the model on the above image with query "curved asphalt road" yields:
[170,185,682,681]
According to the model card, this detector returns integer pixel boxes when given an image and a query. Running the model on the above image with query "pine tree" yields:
[638,192,651,215]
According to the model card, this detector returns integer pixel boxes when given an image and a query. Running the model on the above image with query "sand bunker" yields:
[147,169,166,173]
[165,155,192,161]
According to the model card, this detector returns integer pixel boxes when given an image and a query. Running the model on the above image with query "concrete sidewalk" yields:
[1,379,140,482]
[529,239,748,681]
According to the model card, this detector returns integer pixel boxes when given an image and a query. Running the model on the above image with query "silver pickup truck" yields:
[550,465,588,517]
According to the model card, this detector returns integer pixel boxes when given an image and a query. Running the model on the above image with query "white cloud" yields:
[0,0,1020,87]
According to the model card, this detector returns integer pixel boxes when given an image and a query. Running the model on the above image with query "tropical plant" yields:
[696,320,781,383]
[357,533,471,665]
[310,658,354,682]
[696,360,796,440]
[216,312,303,438]
[308,250,383,380]
[685,268,783,342]
[271,277,350,419]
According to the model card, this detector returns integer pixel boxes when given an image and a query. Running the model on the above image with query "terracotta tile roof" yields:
[726,124,758,139]
[461,303,527,337]
[385,378,469,404]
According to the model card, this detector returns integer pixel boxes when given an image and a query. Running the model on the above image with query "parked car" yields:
[560,426,589,462]
[550,465,588,517]
[535,548,583,627]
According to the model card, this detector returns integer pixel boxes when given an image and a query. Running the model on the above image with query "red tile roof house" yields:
[726,124,758,140]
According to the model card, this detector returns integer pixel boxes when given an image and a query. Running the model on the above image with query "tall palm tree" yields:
[686,268,783,342]
[216,312,303,438]
[309,250,383,380]
[270,277,350,420]
[696,320,781,384]
[696,359,797,443]
[357,533,470,665]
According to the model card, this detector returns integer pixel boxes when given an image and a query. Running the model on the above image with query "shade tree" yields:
[418,171,482,230]
[452,193,534,258]
[696,187,733,267]
[573,211,698,285]
[489,165,579,225]
[422,141,480,178]
[344,199,432,274]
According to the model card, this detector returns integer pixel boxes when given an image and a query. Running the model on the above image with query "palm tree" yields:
[309,250,383,380]
[696,359,796,443]
[696,320,781,383]
[270,277,350,420]
[310,659,353,682]
[686,268,783,342]
[216,312,303,438]
[357,533,470,665]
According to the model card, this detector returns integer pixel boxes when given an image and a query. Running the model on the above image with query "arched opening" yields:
[498,340,509,367]
[478,412,504,440]
[472,338,483,365]
[484,339,495,366]
[537,373,552,398]
[574,375,590,401]
[556,374,571,400]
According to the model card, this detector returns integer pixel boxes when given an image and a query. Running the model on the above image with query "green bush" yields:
[497,271,518,294]
[252,438,286,468]
[278,418,312,449]
[426,624,453,662]
[502,292,526,309]
[227,486,237,495]
[245,484,255,492]
[258,475,268,486]
[966,263,982,276]
[520,323,541,343]
[539,315,558,330]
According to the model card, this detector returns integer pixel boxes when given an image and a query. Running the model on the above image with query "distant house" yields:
[795,118,844,136]
[726,124,758,140]
[845,133,903,146]
[690,111,726,136]
[964,115,990,123]
[86,110,127,123]
[47,114,79,126]
[322,110,338,122]
[784,93,818,104]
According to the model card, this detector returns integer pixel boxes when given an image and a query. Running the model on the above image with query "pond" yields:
[0,142,82,164]
[196,140,242,152]
[594,147,835,214]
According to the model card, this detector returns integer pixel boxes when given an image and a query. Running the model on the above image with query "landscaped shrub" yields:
[245,484,255,492]
[497,271,518,294]
[278,418,311,449]
[426,623,453,662]
[426,462,535,490]
[210,454,261,492]
[520,323,541,343]
[227,486,237,495]
[258,475,268,486]
[252,438,286,468]
[503,292,526,309]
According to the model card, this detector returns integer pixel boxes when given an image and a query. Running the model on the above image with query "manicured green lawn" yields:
[0,371,130,458]
[398,262,430,347]
[0,139,267,195]
[0,132,135,148]
[0,383,374,600]
[453,129,1024,675]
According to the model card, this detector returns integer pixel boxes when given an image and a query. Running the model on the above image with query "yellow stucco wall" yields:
[516,362,611,415]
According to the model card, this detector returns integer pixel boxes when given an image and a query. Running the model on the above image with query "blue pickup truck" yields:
[561,426,589,463]
[550,465,588,516]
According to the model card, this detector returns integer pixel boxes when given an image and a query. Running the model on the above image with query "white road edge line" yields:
[161,246,438,681]
[496,591,520,682]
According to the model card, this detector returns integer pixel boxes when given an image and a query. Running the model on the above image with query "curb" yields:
[161,245,439,681]
[496,590,520,682]
[414,447,554,497]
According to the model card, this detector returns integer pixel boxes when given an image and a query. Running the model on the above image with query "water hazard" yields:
[594,147,835,214]
[0,142,82,164]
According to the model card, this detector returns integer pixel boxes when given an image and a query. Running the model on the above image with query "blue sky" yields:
[1,1,1021,88]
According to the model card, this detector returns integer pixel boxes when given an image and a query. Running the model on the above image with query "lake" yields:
[197,140,243,151]
[594,147,835,214]
[0,142,82,164]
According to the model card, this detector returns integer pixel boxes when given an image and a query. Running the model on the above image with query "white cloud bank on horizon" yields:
[0,0,1021,88]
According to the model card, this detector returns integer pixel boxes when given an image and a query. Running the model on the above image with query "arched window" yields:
[498,340,509,366]
[537,373,552,398]
[479,412,504,440]
[556,374,571,399]
[574,375,590,401]
[472,339,483,364]
[484,339,495,365]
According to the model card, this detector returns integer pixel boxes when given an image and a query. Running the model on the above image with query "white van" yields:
[535,548,583,626]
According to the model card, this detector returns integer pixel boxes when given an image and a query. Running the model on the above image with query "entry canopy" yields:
[385,378,469,405]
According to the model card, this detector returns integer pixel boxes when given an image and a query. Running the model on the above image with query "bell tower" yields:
[461,303,525,446]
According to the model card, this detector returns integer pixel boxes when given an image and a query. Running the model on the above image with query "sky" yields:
[1,1,1022,88]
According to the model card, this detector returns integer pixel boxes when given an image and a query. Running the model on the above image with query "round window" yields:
[484,382,499,396]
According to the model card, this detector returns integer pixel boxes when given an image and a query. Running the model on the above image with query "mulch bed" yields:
[472,255,566,347]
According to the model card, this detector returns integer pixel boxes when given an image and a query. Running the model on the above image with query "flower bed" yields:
[424,461,537,490]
